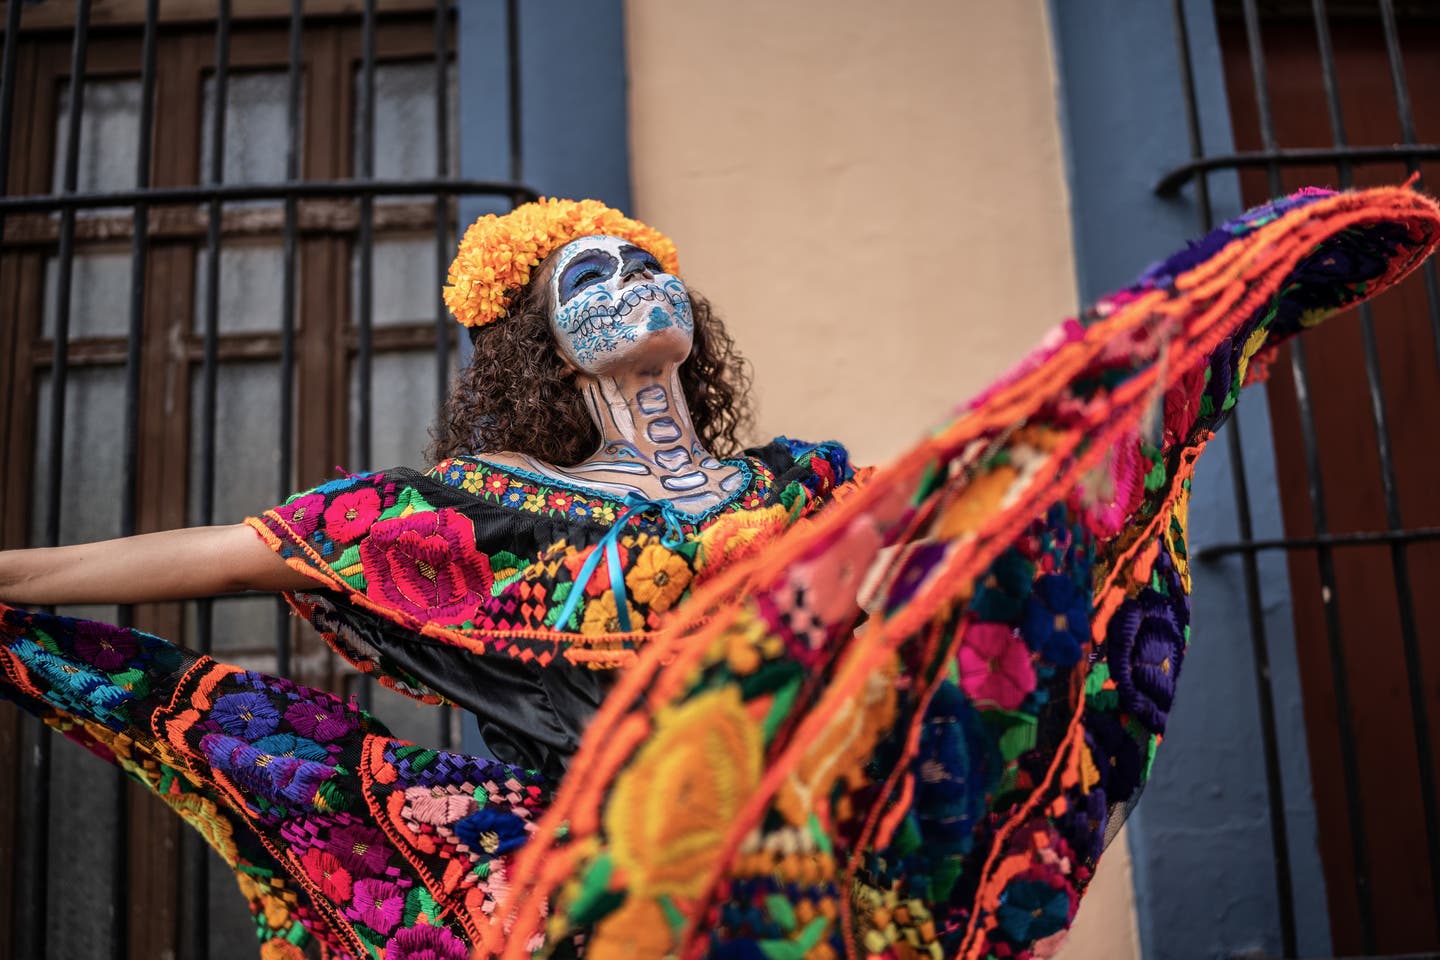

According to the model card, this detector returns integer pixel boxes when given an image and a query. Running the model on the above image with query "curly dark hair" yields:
[428,257,753,466]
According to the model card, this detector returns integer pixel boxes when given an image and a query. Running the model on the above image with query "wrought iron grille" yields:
[0,2,533,957]
[1165,1,1440,957]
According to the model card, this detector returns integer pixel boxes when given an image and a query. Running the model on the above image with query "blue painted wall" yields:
[1046,1,1332,956]
[455,0,630,755]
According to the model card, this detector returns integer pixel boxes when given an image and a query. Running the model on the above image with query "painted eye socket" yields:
[558,251,620,303]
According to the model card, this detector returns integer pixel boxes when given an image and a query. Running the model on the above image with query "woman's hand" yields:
[0,523,318,606]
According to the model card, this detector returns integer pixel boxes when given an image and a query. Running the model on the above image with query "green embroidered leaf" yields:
[996,713,1038,761]
[403,884,440,928]
[764,893,798,933]
[1084,661,1110,697]
[657,894,687,934]
[567,853,625,926]
[808,813,833,857]
[761,674,803,742]
[381,486,436,520]
[795,916,831,951]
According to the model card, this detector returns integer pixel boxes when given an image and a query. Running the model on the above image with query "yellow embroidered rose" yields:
[581,590,642,635]
[624,544,693,613]
[603,686,762,898]
[936,464,1019,540]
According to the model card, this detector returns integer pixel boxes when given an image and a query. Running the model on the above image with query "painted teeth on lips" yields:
[615,284,666,318]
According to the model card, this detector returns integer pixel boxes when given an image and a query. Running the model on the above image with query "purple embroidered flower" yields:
[1082,711,1143,805]
[346,877,406,935]
[329,823,393,876]
[360,510,495,624]
[73,623,139,671]
[383,924,469,960]
[1020,574,1089,667]
[453,807,529,857]
[1066,785,1108,866]
[200,733,335,807]
[284,699,354,743]
[276,492,326,539]
[884,541,949,613]
[1107,587,1188,735]
[211,691,281,740]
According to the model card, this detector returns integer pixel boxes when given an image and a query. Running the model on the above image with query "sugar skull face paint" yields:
[549,235,693,372]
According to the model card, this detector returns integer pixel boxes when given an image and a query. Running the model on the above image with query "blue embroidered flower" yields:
[1020,574,1089,666]
[995,879,1070,943]
[13,639,135,727]
[453,807,529,856]
[315,474,369,494]
[250,733,330,762]
[971,548,1035,623]
[201,733,335,808]
[211,691,281,740]
[912,679,998,857]
[500,489,527,509]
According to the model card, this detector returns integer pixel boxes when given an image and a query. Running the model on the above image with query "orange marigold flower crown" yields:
[443,197,682,329]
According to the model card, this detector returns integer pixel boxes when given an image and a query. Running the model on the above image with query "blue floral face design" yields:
[548,235,693,372]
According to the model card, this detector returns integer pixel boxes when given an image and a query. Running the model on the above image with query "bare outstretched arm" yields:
[0,523,317,607]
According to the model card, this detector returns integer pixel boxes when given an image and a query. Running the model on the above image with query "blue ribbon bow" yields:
[552,492,689,633]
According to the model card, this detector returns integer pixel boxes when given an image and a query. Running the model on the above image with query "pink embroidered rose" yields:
[959,622,1036,710]
[323,487,382,543]
[404,785,477,827]
[360,510,494,624]
[1085,431,1146,539]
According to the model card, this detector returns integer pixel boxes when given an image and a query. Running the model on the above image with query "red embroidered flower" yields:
[562,543,631,598]
[360,510,494,623]
[323,487,382,543]
[547,491,574,513]
[276,493,326,539]
[1163,363,1207,450]
[300,847,352,902]
[484,473,509,497]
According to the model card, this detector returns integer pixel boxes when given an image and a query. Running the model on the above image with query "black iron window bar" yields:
[0,1,535,958]
[1165,1,1440,958]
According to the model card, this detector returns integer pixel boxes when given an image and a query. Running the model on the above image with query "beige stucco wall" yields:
[624,2,1140,957]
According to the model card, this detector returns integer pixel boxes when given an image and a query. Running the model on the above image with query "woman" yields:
[2,191,1438,959]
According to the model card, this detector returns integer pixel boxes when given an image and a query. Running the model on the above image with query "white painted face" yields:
[548,235,693,374]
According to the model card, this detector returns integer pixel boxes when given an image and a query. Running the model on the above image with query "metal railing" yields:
[1164,1,1440,956]
[0,2,534,957]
